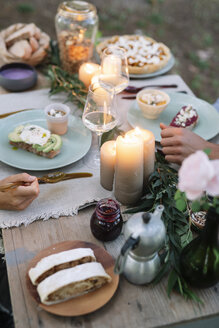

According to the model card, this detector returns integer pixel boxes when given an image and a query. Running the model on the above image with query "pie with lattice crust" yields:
[96,35,171,74]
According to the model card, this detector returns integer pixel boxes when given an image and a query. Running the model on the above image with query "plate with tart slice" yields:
[96,34,175,78]
[127,92,219,142]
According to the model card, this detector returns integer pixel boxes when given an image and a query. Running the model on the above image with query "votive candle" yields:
[100,140,116,191]
[78,62,100,88]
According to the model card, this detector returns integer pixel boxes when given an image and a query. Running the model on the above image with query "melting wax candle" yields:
[78,63,100,88]
[126,128,155,184]
[114,134,144,205]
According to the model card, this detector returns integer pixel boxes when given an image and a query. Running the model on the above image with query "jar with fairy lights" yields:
[55,1,98,73]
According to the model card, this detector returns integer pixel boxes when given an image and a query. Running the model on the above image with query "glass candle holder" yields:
[90,198,123,242]
[55,1,98,73]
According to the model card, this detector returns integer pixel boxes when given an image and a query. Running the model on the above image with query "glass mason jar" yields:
[55,1,98,73]
[90,198,123,242]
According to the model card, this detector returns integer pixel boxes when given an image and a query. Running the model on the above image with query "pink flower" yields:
[178,151,215,200]
[206,160,219,196]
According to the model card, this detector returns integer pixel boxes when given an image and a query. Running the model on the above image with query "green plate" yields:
[0,110,92,171]
[127,92,219,142]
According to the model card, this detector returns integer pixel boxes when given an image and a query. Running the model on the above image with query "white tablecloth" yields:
[0,74,217,228]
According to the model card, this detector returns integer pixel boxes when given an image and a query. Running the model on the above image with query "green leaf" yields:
[191,201,201,212]
[101,126,124,146]
[203,148,211,156]
[167,270,178,297]
[174,190,182,200]
[175,199,187,212]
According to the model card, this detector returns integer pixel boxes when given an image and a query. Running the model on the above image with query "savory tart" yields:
[96,35,171,74]
[8,124,62,158]
[29,248,96,285]
[170,105,199,129]
[37,262,112,304]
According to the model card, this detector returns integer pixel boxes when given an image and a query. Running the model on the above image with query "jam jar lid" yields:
[58,1,97,20]
[96,198,121,221]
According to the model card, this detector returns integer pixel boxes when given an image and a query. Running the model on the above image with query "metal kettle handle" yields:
[114,235,140,275]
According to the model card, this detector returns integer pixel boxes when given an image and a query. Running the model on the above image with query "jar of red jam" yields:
[90,198,123,242]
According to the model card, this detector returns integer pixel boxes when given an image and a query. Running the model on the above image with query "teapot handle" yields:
[114,235,140,275]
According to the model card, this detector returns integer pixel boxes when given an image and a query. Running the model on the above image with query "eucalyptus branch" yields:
[46,64,87,110]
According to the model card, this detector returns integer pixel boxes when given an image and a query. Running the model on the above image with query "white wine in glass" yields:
[99,46,129,94]
[82,85,117,168]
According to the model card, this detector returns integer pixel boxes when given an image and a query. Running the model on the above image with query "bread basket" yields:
[0,23,50,66]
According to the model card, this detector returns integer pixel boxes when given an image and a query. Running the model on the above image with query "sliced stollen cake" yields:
[37,262,112,304]
[29,248,96,285]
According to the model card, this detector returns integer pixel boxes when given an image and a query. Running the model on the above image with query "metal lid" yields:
[58,1,97,20]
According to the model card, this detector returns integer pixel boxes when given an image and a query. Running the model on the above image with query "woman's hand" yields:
[0,173,39,211]
[160,123,210,164]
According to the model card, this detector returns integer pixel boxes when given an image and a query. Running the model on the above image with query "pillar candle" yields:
[126,128,155,184]
[114,134,144,205]
[100,140,116,191]
[78,63,100,88]
[102,55,121,75]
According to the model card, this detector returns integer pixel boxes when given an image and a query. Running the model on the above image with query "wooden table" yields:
[2,207,219,328]
[1,75,219,328]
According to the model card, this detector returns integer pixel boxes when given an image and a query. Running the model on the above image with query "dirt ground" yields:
[0,0,219,103]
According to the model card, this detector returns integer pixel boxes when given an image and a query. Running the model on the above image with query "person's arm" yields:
[160,123,219,164]
[0,173,39,211]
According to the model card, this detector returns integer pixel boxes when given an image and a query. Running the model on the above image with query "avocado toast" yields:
[8,124,62,158]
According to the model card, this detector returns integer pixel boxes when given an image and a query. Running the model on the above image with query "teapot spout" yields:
[153,205,164,220]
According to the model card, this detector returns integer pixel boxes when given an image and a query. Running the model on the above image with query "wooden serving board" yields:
[26,240,119,316]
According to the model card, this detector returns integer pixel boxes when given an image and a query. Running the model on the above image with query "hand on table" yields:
[160,123,219,164]
[0,173,39,211]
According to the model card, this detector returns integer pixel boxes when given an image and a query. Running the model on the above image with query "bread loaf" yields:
[37,262,112,304]
[29,248,96,285]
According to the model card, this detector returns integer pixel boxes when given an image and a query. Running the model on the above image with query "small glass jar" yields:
[90,199,123,242]
[55,1,98,74]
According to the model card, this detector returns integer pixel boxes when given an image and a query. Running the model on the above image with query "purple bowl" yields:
[0,63,37,92]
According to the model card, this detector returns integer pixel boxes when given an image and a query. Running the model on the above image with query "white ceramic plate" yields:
[127,92,219,142]
[0,110,92,171]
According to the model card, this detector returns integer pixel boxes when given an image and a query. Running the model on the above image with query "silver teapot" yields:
[114,205,165,285]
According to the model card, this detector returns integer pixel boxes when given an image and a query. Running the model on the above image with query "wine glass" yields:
[98,46,129,94]
[82,84,117,168]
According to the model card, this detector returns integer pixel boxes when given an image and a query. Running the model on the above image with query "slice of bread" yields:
[170,105,198,129]
[29,248,96,285]
[37,262,112,304]
[5,23,38,47]
[8,125,62,159]
[8,39,32,60]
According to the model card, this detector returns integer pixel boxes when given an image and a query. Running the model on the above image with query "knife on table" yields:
[0,172,93,192]
[0,108,34,119]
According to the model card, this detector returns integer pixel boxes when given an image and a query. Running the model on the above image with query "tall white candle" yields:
[100,140,116,191]
[114,134,144,205]
[78,63,100,88]
[126,128,155,184]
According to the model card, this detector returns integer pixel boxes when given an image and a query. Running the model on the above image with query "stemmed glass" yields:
[98,46,129,94]
[82,84,117,168]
